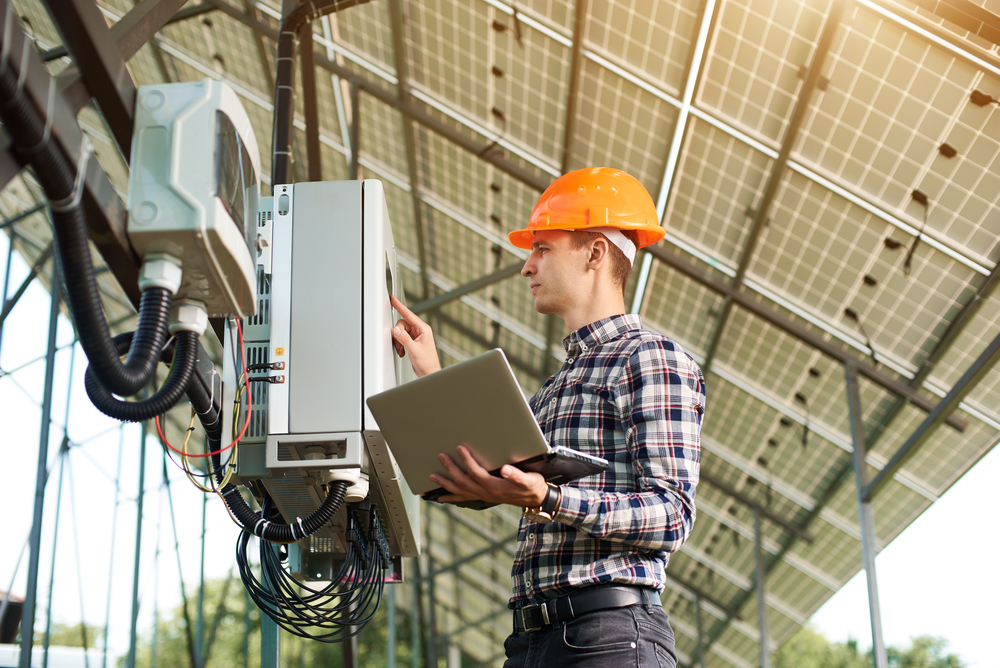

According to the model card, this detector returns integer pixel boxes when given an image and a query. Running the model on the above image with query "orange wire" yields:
[155,319,251,458]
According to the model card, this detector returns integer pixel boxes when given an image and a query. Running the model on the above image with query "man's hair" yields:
[570,229,639,295]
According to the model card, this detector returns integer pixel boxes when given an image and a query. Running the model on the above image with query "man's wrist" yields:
[523,483,561,523]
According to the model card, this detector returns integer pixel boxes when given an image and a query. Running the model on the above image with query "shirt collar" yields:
[563,313,643,356]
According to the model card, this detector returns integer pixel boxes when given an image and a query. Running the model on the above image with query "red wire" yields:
[156,319,252,458]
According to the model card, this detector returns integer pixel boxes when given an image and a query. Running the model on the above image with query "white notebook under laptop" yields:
[366,349,608,510]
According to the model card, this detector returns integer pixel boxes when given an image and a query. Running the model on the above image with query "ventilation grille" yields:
[247,268,271,327]
[310,537,335,553]
[243,343,269,441]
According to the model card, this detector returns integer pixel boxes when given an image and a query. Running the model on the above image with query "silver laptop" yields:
[366,349,608,510]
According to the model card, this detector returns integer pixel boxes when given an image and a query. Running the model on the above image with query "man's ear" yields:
[587,235,611,269]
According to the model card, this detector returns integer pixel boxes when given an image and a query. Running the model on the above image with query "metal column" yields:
[387,583,396,668]
[127,416,149,668]
[753,509,770,668]
[845,363,888,668]
[260,544,280,668]
[694,595,706,668]
[19,260,60,668]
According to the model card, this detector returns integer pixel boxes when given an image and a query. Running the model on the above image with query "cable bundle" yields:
[237,495,391,642]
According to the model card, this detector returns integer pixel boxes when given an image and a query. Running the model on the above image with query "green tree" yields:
[33,621,104,649]
[775,626,966,668]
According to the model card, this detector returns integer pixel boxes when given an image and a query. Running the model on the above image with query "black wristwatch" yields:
[523,483,561,524]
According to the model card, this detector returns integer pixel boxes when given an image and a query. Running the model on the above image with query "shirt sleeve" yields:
[552,339,704,553]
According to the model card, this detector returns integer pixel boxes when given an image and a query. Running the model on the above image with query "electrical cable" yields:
[234,496,390,642]
[0,53,174,397]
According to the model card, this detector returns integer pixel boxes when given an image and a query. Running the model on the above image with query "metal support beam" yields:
[349,81,361,181]
[299,23,322,182]
[559,0,587,175]
[753,509,770,668]
[210,0,549,194]
[663,571,740,620]
[695,596,706,668]
[42,0,209,64]
[260,610,279,668]
[387,583,396,668]
[43,0,140,159]
[126,415,148,668]
[19,262,60,668]
[410,263,523,315]
[645,243,967,431]
[0,203,46,231]
[417,532,518,584]
[631,0,718,315]
[699,471,812,543]
[388,0,432,300]
[41,443,68,668]
[866,330,1000,500]
[431,308,547,382]
[701,0,846,372]
[845,363,888,668]
[0,243,54,332]
[0,8,139,304]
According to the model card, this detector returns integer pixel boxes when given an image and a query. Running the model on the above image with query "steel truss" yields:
[2,0,998,665]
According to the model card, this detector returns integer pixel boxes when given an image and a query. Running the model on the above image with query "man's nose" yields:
[521,258,533,277]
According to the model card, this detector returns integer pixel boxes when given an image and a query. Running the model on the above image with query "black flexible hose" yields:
[220,479,348,544]
[0,46,171,397]
[84,331,198,422]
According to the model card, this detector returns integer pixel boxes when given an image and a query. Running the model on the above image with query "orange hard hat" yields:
[508,167,665,250]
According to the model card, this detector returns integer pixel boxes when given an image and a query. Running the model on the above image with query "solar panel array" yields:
[3,0,999,665]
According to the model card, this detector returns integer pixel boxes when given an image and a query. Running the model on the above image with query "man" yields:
[390,167,704,667]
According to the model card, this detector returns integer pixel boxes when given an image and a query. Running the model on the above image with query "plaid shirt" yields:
[510,314,704,606]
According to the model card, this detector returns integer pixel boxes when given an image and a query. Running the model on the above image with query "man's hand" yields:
[390,295,442,378]
[430,445,549,507]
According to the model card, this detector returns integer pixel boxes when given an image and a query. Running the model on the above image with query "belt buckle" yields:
[520,602,551,632]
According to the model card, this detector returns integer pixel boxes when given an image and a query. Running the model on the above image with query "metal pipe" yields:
[845,363,888,668]
[410,557,420,668]
[695,595,706,668]
[41,444,67,668]
[102,426,125,668]
[299,23,322,182]
[349,81,361,181]
[161,452,198,668]
[753,509,770,668]
[196,494,206,668]
[699,471,812,543]
[18,261,61,668]
[126,415,149,668]
[260,553,280,668]
[865,329,1000,501]
[410,263,523,315]
[0,203,45,230]
[0,244,55,331]
[387,582,396,668]
[701,0,847,372]
[645,242,967,431]
[559,0,588,174]
[0,226,15,354]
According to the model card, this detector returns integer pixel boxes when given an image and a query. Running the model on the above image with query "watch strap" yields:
[541,483,560,514]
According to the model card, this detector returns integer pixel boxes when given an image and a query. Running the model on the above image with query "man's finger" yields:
[437,453,472,484]
[455,445,490,480]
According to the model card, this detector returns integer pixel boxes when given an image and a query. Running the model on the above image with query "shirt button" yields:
[581,343,588,351]
[550,397,557,404]
[528,533,535,540]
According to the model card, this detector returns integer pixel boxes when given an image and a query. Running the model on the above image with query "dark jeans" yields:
[503,605,677,668]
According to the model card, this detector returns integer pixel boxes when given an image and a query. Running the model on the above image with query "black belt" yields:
[513,585,661,632]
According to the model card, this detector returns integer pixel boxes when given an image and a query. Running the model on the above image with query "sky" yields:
[0,231,998,666]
